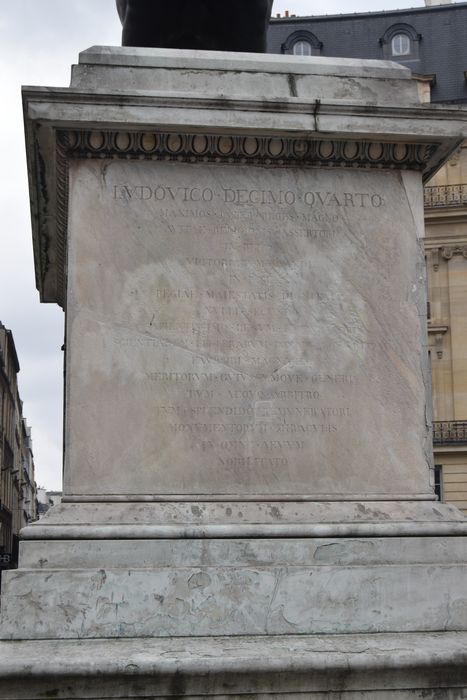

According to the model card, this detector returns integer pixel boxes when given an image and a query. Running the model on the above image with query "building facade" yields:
[268,1,467,513]
[425,145,467,512]
[0,322,37,571]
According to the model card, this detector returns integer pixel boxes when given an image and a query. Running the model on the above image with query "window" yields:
[434,464,443,502]
[282,31,322,56]
[392,33,411,56]
[293,40,312,56]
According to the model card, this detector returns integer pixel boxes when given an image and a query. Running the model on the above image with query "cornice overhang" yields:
[22,49,467,307]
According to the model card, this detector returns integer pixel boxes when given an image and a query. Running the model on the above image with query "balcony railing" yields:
[424,184,467,210]
[433,421,467,445]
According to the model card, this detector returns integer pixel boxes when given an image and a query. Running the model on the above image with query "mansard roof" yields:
[268,2,467,103]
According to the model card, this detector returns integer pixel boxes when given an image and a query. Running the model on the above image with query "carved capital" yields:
[441,245,467,262]
[442,247,454,261]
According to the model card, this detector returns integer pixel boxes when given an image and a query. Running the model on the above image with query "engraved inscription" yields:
[68,157,427,496]
[107,171,372,474]
[113,183,386,209]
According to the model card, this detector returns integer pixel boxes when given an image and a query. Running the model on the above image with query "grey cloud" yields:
[0,0,121,490]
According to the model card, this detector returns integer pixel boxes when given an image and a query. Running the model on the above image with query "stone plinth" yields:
[2,47,467,698]
[3,503,467,639]
[1,633,467,699]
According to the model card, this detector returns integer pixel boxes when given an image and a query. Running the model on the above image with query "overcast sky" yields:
[0,0,461,490]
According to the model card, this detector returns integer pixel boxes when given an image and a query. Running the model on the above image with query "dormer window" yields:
[282,31,323,56]
[380,23,421,61]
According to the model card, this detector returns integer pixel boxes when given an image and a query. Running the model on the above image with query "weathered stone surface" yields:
[64,161,431,499]
[18,499,467,539]
[5,514,467,640]
[5,46,467,696]
[17,534,467,569]
[77,46,416,80]
[1,633,467,699]
[70,47,419,105]
[28,500,464,525]
[3,559,467,639]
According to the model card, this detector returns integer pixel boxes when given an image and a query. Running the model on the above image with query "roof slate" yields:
[267,2,467,103]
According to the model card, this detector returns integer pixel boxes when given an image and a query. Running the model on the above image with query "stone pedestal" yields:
[2,47,467,697]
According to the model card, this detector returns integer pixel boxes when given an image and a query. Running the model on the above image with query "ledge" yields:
[0,633,466,697]
[20,499,467,540]
[78,45,412,79]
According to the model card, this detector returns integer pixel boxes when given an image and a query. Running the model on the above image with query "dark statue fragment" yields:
[116,0,274,53]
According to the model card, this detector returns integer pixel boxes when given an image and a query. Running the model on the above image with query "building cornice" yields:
[424,235,467,250]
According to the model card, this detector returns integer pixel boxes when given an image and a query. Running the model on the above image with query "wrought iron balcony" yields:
[433,421,467,445]
[424,184,467,209]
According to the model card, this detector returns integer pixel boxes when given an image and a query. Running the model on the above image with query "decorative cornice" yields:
[425,245,467,271]
[51,129,440,309]
[33,135,50,302]
[59,130,438,171]
[54,132,70,309]
[428,324,449,335]
[424,236,467,253]
[441,245,467,261]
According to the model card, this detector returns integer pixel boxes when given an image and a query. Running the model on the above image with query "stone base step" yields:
[3,532,467,639]
[0,633,467,699]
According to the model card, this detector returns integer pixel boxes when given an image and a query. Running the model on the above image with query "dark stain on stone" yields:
[168,669,186,700]
[287,73,298,98]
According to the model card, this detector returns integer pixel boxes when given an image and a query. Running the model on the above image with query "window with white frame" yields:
[391,32,411,56]
[293,40,312,56]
